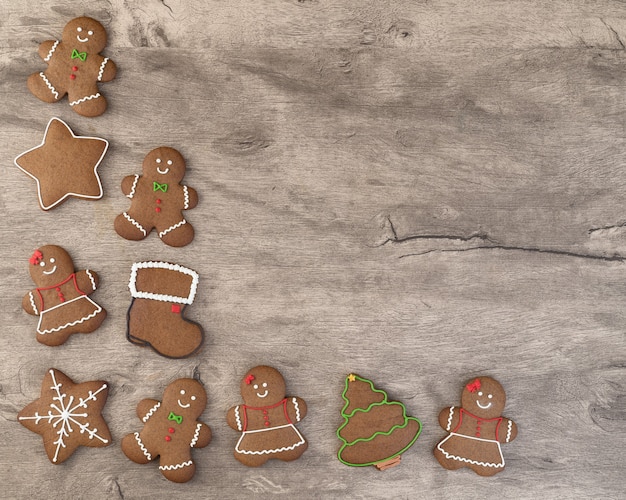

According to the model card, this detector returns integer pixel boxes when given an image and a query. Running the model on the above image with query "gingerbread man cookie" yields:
[27,17,117,117]
[121,378,212,483]
[114,147,198,247]
[22,245,106,346]
[434,376,518,476]
[226,366,307,467]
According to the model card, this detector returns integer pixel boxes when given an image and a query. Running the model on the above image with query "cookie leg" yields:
[275,442,308,462]
[36,330,72,347]
[69,91,108,117]
[159,460,196,483]
[27,72,65,103]
[469,463,503,477]
[234,451,269,467]
[115,212,150,241]
[121,432,153,464]
[158,220,195,247]
[433,447,465,471]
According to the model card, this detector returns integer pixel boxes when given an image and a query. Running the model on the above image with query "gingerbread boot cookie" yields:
[114,147,198,247]
[121,378,212,483]
[126,261,203,358]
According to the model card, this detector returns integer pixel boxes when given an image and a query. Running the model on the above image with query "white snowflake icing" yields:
[19,369,109,462]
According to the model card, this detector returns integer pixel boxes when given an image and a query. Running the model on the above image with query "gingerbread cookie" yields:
[18,368,111,464]
[121,378,212,483]
[27,17,116,117]
[14,118,108,210]
[126,261,203,358]
[114,147,198,247]
[434,376,518,476]
[337,374,422,470]
[22,245,106,346]
[226,366,307,467]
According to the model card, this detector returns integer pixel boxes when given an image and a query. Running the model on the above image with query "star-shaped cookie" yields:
[18,368,111,464]
[14,118,108,210]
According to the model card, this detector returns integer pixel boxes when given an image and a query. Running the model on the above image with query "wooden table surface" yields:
[1,1,625,498]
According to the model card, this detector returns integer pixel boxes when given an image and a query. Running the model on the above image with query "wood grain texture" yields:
[1,0,625,498]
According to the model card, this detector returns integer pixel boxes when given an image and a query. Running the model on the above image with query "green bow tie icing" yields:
[71,49,87,61]
[153,181,168,193]
[168,412,183,424]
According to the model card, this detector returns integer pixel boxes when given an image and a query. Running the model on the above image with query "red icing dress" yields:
[28,273,102,335]
[233,398,305,456]
[436,407,514,469]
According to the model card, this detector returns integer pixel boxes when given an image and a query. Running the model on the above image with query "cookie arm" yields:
[438,406,459,432]
[226,405,243,431]
[98,57,117,82]
[37,40,57,60]
[75,269,99,293]
[121,174,140,197]
[287,397,307,422]
[137,399,161,422]
[190,421,212,449]
[498,418,518,443]
[182,186,198,210]
[22,291,40,316]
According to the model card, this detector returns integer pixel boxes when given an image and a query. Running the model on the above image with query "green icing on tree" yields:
[337,374,422,468]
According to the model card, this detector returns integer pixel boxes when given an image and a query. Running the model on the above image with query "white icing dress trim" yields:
[235,424,306,455]
[234,405,242,431]
[43,40,59,62]
[134,432,152,461]
[183,185,190,209]
[446,406,455,431]
[36,296,102,335]
[85,270,97,291]
[160,460,193,471]
[39,72,59,100]
[127,174,139,199]
[142,402,160,423]
[128,261,199,304]
[159,219,187,238]
[190,423,202,448]
[292,398,301,422]
[122,212,147,236]
[29,291,39,315]
[436,433,505,468]
[506,420,512,443]
[97,57,109,81]
[69,93,101,107]
[14,118,107,210]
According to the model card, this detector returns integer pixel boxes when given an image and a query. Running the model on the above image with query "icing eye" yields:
[262,382,267,388]
[167,160,173,165]
[77,27,83,32]
[477,391,483,396]
[156,158,162,163]
[253,384,258,390]
[191,396,196,401]
[180,390,186,395]
[488,394,493,399]
[87,30,94,36]
[39,262,45,267]
[50,258,55,263]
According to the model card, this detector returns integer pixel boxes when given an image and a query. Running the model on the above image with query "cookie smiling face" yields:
[63,17,107,53]
[461,377,506,419]
[143,147,187,183]
[29,245,74,287]
[163,379,207,419]
[240,366,286,407]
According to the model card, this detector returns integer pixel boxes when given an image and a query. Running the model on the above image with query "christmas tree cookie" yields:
[337,374,422,470]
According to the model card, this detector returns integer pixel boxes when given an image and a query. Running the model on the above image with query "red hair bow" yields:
[30,250,43,266]
[245,374,255,385]
[466,378,481,393]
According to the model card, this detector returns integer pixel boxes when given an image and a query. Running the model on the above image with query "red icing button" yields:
[168,428,175,433]
[165,435,171,442]
[155,207,161,213]
[156,199,161,204]
[70,74,76,80]
[55,287,61,291]
[59,297,65,302]
[264,422,270,427]
[171,304,181,314]
[72,66,78,71]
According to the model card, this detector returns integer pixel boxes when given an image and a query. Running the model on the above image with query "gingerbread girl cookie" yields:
[28,17,117,117]
[114,147,198,247]
[121,378,212,483]
[434,376,518,476]
[226,366,307,467]
[22,245,106,346]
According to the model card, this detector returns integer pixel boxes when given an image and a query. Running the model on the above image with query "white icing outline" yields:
[43,40,59,62]
[85,270,97,291]
[39,72,59,100]
[18,369,109,463]
[156,167,170,175]
[42,265,57,275]
[122,212,147,236]
[159,460,192,471]
[183,185,189,209]
[177,399,191,409]
[69,93,101,107]
[234,405,242,431]
[158,219,187,239]
[142,402,160,423]
[134,432,152,460]
[190,423,202,448]
[256,390,269,399]
[476,400,492,410]
[436,433,504,468]
[36,296,103,335]
[446,406,455,431]
[97,58,109,82]
[127,174,139,199]
[28,291,38,315]
[506,420,512,443]
[292,397,300,422]
[235,424,306,455]
[14,118,107,210]
[128,261,199,304]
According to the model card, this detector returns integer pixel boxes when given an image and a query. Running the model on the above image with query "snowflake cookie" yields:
[18,368,111,464]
